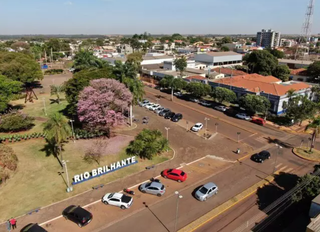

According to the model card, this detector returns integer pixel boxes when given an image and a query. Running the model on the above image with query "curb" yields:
[292,147,320,162]
[178,174,276,232]
[145,90,256,135]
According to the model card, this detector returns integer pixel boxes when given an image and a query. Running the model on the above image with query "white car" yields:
[140,100,150,107]
[174,92,183,97]
[214,105,227,112]
[200,101,211,107]
[190,98,200,103]
[191,123,204,132]
[150,104,161,111]
[145,103,155,109]
[235,113,251,120]
[155,107,164,114]
[102,192,133,209]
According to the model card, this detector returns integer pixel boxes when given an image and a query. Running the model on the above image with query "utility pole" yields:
[130,104,133,126]
[69,120,75,143]
[62,160,73,193]
[165,127,170,152]
[215,123,218,133]
[174,191,183,232]
[204,118,210,138]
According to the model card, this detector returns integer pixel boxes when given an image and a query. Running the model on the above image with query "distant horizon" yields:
[0,0,319,35]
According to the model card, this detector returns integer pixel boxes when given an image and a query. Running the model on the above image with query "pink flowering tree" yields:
[77,78,133,130]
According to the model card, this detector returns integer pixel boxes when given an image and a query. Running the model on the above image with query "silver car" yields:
[155,107,164,114]
[139,181,166,197]
[195,182,218,201]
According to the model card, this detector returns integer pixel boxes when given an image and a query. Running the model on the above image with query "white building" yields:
[104,54,174,66]
[221,43,243,51]
[194,52,242,68]
[256,29,281,48]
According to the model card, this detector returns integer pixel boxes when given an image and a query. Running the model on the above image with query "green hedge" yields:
[44,69,64,75]
[0,132,46,143]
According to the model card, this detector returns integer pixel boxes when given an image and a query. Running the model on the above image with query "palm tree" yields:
[286,89,296,102]
[43,113,72,164]
[73,50,109,72]
[305,117,320,152]
[50,84,65,104]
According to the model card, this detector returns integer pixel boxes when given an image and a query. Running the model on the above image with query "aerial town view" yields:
[1,0,320,232]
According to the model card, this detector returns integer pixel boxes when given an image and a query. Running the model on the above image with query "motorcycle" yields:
[123,188,135,195]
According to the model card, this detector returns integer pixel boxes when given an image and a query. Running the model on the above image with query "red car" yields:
[162,169,187,182]
[251,117,266,126]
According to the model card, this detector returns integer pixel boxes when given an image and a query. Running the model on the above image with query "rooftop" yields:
[213,67,247,76]
[290,68,308,76]
[212,74,310,96]
[205,51,241,57]
[185,75,207,81]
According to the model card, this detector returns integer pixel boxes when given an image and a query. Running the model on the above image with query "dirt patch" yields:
[77,134,134,156]
[34,117,47,122]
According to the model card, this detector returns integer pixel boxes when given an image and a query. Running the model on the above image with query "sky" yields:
[0,0,319,35]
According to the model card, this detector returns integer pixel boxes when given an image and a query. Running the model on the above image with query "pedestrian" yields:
[9,218,16,230]
[6,220,11,231]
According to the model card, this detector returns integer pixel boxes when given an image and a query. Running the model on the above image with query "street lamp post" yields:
[237,132,241,143]
[274,144,282,173]
[69,120,75,143]
[62,160,73,193]
[215,123,218,133]
[204,117,210,138]
[42,97,47,116]
[174,191,183,232]
[156,98,160,105]
[186,121,189,132]
[165,127,170,152]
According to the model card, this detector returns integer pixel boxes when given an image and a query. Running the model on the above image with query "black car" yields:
[20,223,47,232]
[171,113,183,122]
[62,205,93,228]
[165,112,175,119]
[159,108,170,116]
[251,150,271,163]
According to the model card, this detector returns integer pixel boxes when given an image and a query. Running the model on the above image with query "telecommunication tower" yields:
[295,0,315,60]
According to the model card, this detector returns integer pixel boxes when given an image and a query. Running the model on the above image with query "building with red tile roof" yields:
[184,75,208,84]
[213,67,248,77]
[208,73,312,115]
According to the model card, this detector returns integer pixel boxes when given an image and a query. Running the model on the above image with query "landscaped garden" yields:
[0,50,172,221]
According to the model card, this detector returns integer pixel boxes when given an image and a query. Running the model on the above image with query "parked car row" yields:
[139,99,183,122]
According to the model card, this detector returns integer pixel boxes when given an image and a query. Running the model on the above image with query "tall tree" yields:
[77,79,133,131]
[43,113,72,163]
[50,84,65,104]
[65,67,116,116]
[245,50,278,75]
[73,50,109,72]
[126,129,168,160]
[267,49,285,59]
[174,57,187,77]
[305,117,320,152]
[221,37,232,44]
[211,87,236,103]
[308,61,320,79]
[239,94,271,115]
[272,65,291,81]
[186,82,211,98]
[220,46,230,51]
[283,95,318,125]
[96,38,105,46]
[0,75,22,112]
[0,52,43,83]
[159,75,175,101]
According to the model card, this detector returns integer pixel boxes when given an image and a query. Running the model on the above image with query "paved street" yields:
[2,85,316,232]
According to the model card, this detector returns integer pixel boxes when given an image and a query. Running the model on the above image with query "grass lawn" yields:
[0,139,171,221]
[294,147,320,162]
[0,94,68,136]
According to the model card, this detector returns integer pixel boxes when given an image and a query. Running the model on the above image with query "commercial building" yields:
[194,52,243,68]
[208,74,311,115]
[256,29,281,48]
[278,59,313,69]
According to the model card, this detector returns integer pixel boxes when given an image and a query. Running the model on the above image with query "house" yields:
[184,75,208,84]
[290,68,311,82]
[194,52,243,68]
[307,194,320,232]
[208,73,311,115]
[222,43,243,51]
[104,54,174,66]
[213,67,248,77]
[306,214,320,232]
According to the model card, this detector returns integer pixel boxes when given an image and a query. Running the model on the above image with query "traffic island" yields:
[293,147,320,162]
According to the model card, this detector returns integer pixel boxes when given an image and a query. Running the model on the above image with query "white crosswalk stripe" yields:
[274,163,295,173]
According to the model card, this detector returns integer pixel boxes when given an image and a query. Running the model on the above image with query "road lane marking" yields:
[275,163,282,168]
[284,167,294,173]
[277,166,287,172]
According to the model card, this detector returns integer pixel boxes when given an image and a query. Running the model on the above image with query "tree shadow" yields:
[253,172,300,232]
[265,137,294,149]
[40,139,64,167]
